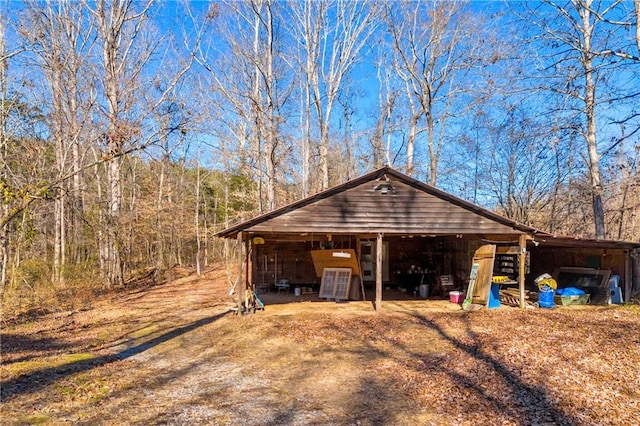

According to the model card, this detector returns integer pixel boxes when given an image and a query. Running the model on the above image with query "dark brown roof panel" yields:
[216,166,549,238]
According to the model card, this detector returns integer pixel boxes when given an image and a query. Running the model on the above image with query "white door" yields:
[361,241,389,283]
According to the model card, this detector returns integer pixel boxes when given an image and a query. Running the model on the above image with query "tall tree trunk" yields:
[373,60,394,168]
[125,158,137,278]
[51,75,65,285]
[70,83,83,263]
[407,113,418,177]
[579,1,606,238]
[92,0,152,286]
[264,0,276,211]
[584,65,605,238]
[223,174,230,259]
[342,102,352,181]
[156,159,166,271]
[106,153,123,286]
[635,0,640,53]
[0,16,9,288]
[302,79,311,197]
[297,0,378,190]
[23,0,98,283]
[92,148,107,279]
[53,196,65,283]
[297,0,321,197]
[203,185,209,268]
[177,149,187,266]
[427,112,436,186]
[195,148,201,276]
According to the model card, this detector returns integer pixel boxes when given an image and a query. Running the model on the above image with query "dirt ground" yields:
[2,265,640,425]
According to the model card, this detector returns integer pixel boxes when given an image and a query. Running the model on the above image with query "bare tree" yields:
[89,0,149,286]
[584,0,640,61]
[0,13,11,288]
[576,0,606,238]
[525,0,638,238]
[636,0,640,53]
[88,0,194,285]
[256,0,279,211]
[386,0,479,184]
[611,138,639,240]
[23,1,96,284]
[479,104,565,226]
[370,49,397,169]
[0,16,7,288]
[290,0,379,191]
[198,0,288,212]
[0,9,30,289]
[289,0,324,196]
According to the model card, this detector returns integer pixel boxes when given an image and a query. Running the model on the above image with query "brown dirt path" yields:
[2,266,640,425]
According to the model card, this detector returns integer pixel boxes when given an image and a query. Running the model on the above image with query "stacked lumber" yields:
[499,288,535,307]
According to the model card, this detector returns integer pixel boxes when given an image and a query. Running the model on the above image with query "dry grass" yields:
[2,265,639,425]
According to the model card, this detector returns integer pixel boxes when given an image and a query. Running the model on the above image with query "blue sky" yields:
[3,0,638,209]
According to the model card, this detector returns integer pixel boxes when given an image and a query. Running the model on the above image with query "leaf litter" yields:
[1,266,639,425]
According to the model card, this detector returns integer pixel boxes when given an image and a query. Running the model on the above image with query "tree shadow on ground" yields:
[1,334,75,364]
[406,311,577,425]
[1,310,232,401]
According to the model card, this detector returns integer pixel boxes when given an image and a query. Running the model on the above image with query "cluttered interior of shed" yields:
[250,233,631,307]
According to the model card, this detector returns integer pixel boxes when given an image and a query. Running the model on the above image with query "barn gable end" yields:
[247,178,524,235]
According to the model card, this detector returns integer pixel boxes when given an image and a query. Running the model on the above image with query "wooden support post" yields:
[625,250,632,303]
[375,233,383,311]
[356,236,366,301]
[237,232,244,314]
[245,240,252,308]
[519,234,527,309]
[250,239,257,292]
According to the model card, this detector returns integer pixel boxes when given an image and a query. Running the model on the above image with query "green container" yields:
[554,294,590,306]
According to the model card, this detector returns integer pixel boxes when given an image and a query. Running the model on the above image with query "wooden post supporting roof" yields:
[245,240,251,308]
[625,250,632,303]
[375,233,383,311]
[237,232,243,314]
[250,239,257,292]
[519,234,527,309]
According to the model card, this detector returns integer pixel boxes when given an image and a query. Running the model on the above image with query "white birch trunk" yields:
[0,16,8,288]
[579,0,606,238]
[195,148,201,276]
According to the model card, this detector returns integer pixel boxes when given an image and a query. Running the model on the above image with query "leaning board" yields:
[470,244,496,305]
[310,249,360,277]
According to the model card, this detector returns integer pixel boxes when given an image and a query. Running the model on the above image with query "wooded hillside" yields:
[1,1,638,316]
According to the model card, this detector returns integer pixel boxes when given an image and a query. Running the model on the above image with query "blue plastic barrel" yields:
[538,286,555,308]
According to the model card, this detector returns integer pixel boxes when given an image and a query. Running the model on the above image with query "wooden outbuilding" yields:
[216,167,640,310]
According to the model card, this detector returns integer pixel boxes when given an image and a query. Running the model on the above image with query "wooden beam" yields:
[250,240,257,292]
[375,233,383,311]
[625,250,632,303]
[354,237,366,301]
[237,232,244,314]
[519,234,527,309]
[245,240,252,307]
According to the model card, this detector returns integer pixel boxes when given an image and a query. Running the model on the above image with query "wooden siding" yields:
[246,179,523,235]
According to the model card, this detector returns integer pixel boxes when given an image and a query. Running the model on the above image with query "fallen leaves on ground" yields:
[1,268,639,425]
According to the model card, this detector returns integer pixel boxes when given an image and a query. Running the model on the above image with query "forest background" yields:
[1,0,639,317]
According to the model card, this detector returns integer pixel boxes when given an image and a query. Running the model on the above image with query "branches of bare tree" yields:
[1,1,638,315]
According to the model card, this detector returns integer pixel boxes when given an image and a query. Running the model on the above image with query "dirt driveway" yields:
[2,266,640,425]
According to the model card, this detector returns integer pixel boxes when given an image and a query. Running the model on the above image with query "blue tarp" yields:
[556,287,586,296]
